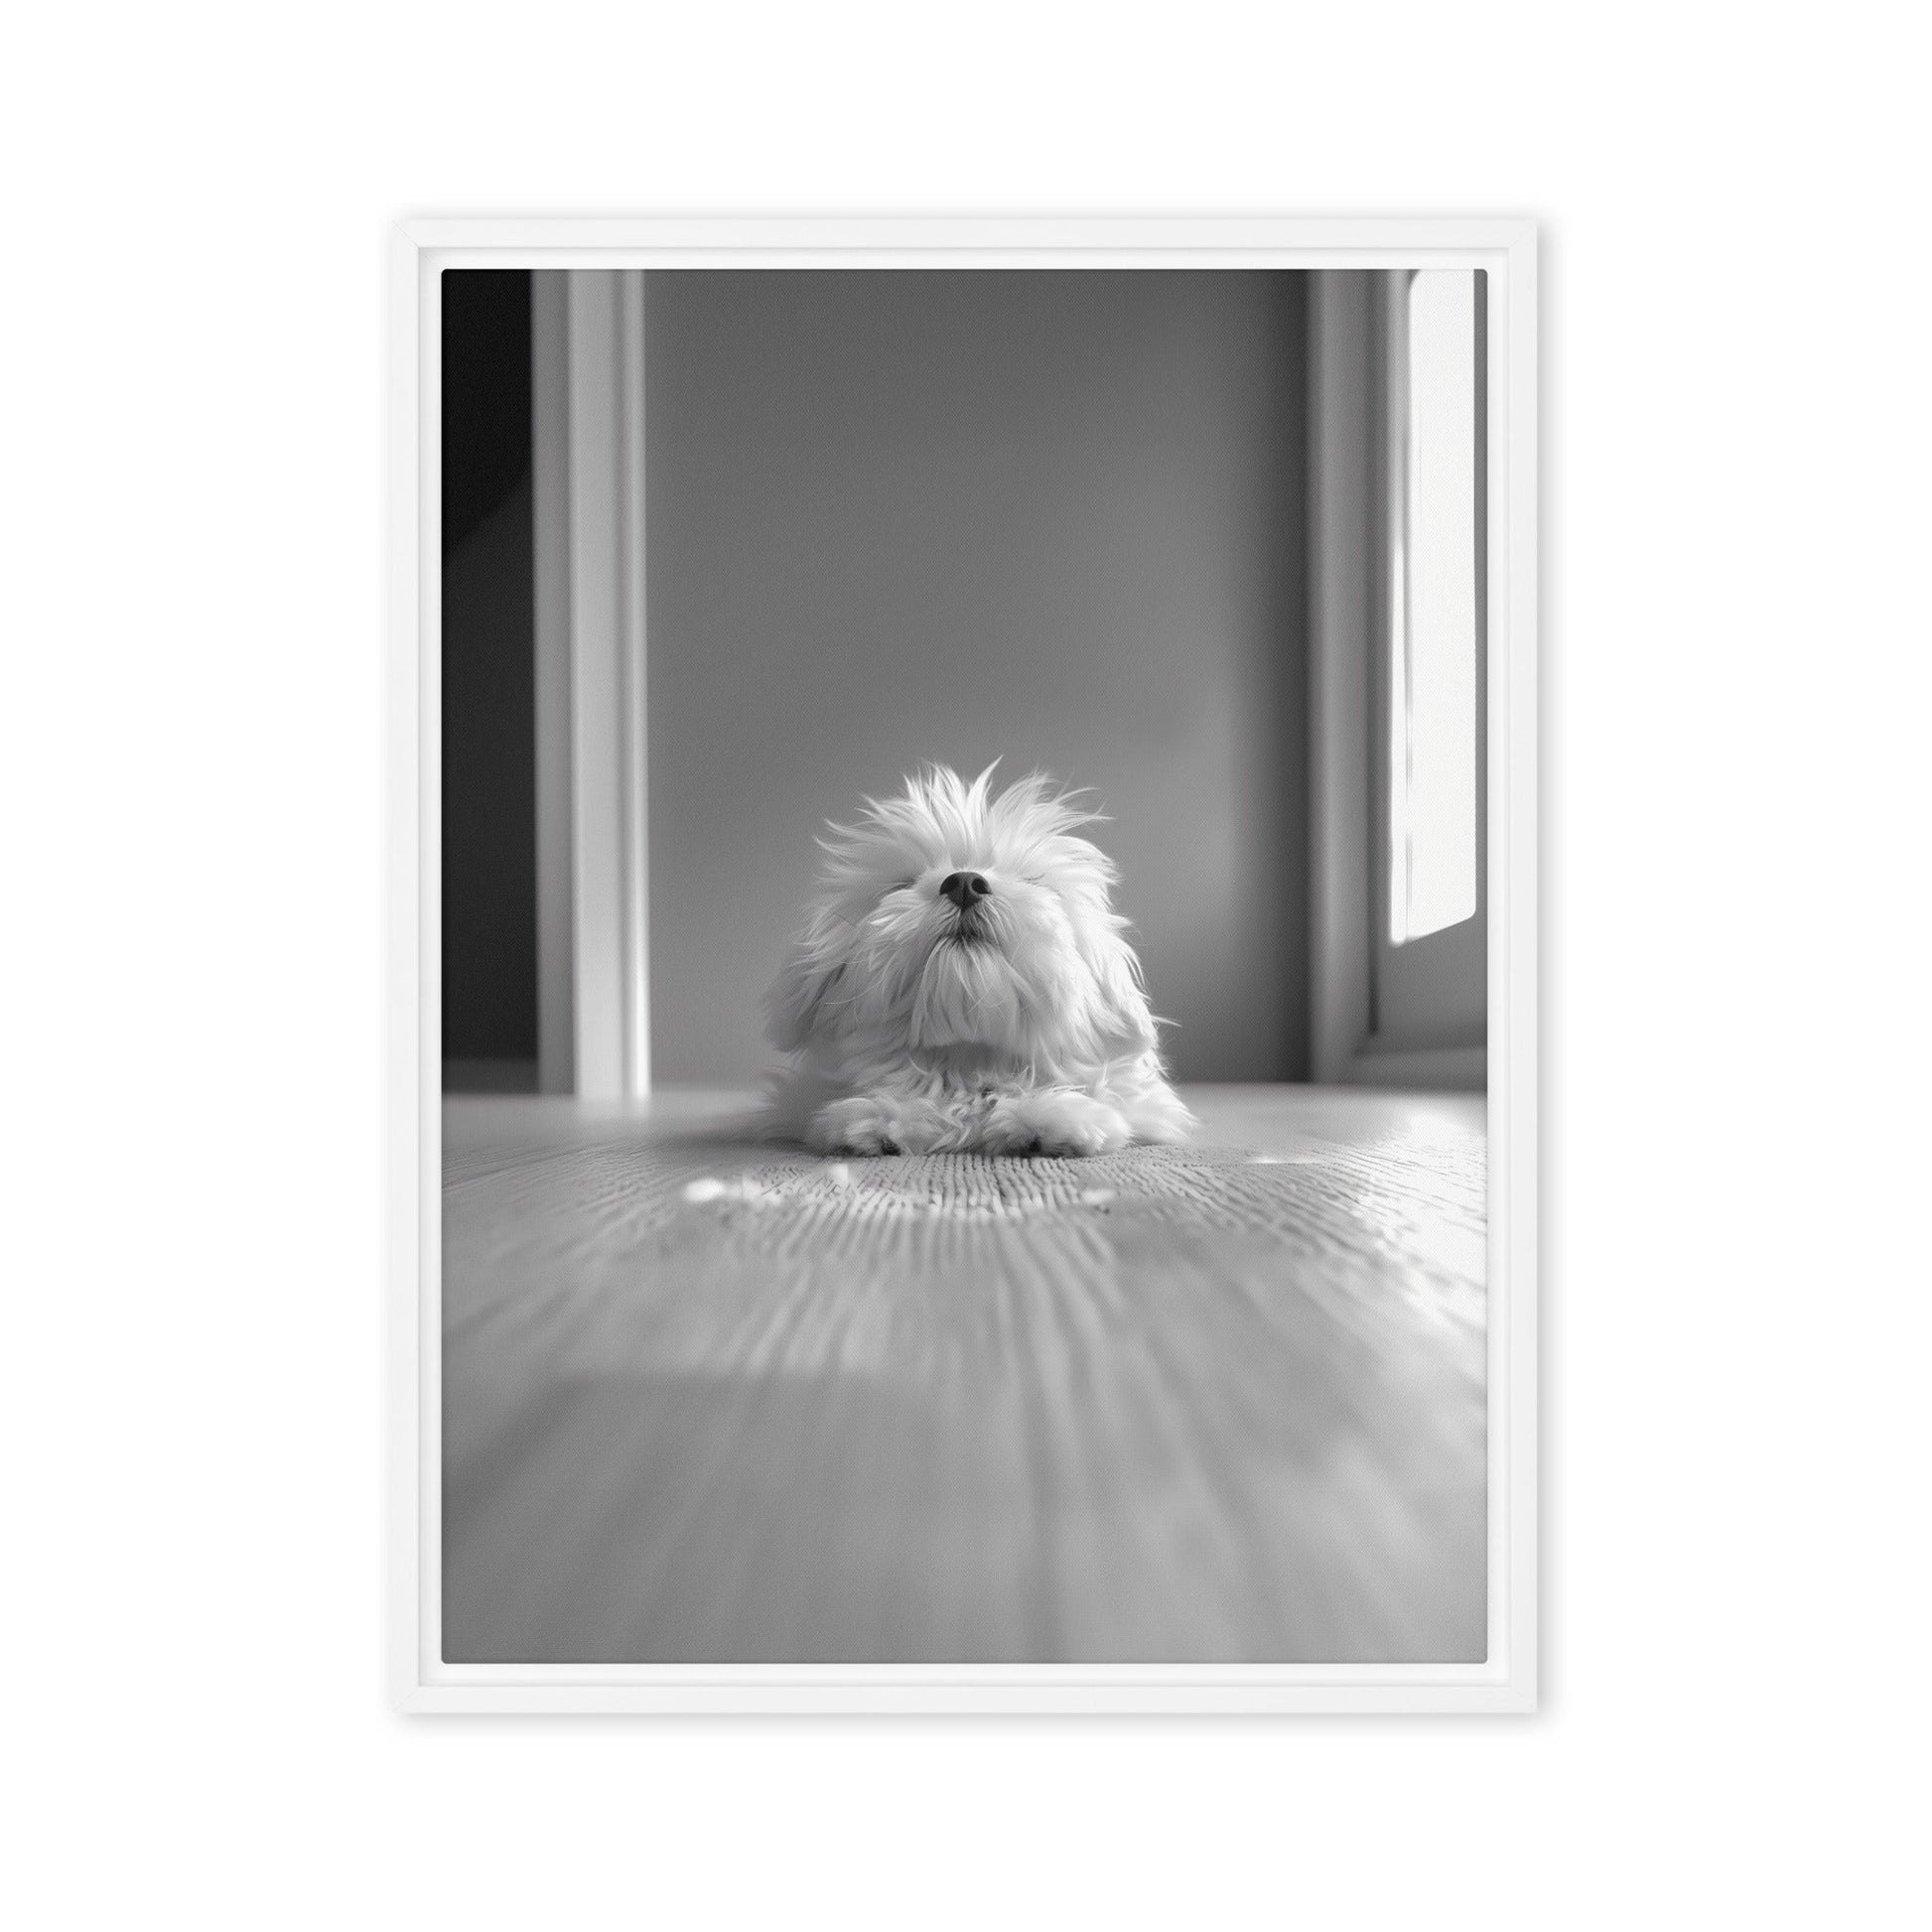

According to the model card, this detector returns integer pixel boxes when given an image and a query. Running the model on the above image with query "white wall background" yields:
[644,269,1308,1084]
[4,5,1926,1929]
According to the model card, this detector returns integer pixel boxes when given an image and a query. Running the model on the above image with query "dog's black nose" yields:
[939,871,991,909]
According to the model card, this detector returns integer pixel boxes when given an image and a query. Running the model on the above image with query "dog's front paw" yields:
[807,1095,939,1158]
[983,1090,1132,1158]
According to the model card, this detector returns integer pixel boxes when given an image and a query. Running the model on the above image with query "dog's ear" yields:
[763,926,850,1053]
[1080,924,1159,1060]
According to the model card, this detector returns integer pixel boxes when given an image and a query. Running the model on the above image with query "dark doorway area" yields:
[441,270,537,1083]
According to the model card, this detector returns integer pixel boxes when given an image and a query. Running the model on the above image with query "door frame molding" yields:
[1308,266,1496,1092]
[531,269,650,1099]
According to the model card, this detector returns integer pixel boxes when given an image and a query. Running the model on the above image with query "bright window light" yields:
[1391,270,1479,945]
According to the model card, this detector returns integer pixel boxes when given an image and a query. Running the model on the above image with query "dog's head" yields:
[764,765,1159,1077]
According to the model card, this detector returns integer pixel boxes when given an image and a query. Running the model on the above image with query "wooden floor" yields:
[441,1085,1486,1664]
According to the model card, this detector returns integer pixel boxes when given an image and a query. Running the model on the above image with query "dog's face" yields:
[765,766,1158,1077]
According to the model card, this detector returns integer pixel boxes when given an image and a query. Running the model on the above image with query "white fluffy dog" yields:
[762,765,1195,1157]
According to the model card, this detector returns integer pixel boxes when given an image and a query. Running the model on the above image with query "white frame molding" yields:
[391,217,1539,1714]
[531,270,650,1099]
[1308,270,1377,1084]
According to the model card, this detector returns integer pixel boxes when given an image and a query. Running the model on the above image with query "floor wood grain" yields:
[441,1084,1486,1663]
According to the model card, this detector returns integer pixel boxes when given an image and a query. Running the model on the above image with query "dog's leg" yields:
[807,1092,946,1157]
[979,1089,1133,1158]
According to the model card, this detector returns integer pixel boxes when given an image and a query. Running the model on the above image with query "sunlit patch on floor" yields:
[680,1164,1118,1219]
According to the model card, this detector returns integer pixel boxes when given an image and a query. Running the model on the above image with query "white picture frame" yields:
[390,216,1539,1714]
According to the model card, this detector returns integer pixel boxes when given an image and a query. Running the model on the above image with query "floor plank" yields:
[441,1084,1486,1663]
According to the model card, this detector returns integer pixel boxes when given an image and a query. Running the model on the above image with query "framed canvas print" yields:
[389,217,1539,1714]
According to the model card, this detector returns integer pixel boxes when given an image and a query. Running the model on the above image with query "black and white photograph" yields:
[437,253,1507,1671]
[12,3,1932,1926]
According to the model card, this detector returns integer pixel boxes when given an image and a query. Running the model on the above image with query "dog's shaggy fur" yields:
[762,766,1195,1157]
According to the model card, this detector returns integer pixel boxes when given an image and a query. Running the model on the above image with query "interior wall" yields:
[643,269,1310,1085]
